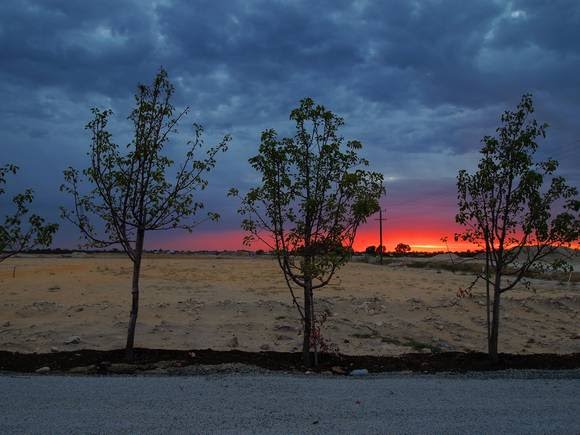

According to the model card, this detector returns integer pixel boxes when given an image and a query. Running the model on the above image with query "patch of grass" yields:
[378,335,442,353]
[403,338,442,353]
[380,336,403,346]
[352,332,377,339]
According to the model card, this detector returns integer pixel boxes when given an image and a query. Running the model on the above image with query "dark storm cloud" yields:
[0,0,160,95]
[1,0,578,247]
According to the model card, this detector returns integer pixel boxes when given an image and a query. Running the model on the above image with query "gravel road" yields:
[1,371,579,433]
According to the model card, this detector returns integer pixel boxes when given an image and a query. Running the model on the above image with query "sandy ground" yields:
[0,254,578,355]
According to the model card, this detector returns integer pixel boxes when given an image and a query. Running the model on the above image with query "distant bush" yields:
[394,243,411,255]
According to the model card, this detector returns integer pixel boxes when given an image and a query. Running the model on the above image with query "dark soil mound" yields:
[1,349,579,374]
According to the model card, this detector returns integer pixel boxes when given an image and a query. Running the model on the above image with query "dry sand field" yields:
[0,254,579,355]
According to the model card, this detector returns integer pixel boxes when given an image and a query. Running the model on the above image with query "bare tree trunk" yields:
[488,273,502,363]
[302,278,313,367]
[485,250,490,342]
[126,228,145,360]
[311,285,318,367]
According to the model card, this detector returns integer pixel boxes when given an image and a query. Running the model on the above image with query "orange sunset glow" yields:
[156,213,476,253]
[351,227,472,252]
[157,226,577,254]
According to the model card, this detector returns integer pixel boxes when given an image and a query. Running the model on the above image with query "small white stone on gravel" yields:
[35,366,51,374]
[68,365,97,375]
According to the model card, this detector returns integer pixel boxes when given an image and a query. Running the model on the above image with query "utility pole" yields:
[375,208,387,265]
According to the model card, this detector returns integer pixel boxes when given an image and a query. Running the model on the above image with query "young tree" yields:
[61,69,230,359]
[394,243,411,255]
[0,164,58,262]
[233,98,384,367]
[456,94,579,362]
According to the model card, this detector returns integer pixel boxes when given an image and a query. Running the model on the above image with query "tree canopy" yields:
[394,243,411,255]
[455,93,579,360]
[1,164,58,262]
[234,97,384,365]
[61,68,230,357]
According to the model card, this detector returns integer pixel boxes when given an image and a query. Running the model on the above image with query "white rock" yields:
[35,366,51,374]
[64,336,81,345]
[68,365,97,375]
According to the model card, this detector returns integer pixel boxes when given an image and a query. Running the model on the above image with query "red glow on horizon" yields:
[155,227,577,253]
[351,227,472,252]
[351,211,474,252]
[153,199,578,253]
[155,225,476,253]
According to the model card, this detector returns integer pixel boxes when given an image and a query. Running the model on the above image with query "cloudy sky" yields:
[1,0,579,251]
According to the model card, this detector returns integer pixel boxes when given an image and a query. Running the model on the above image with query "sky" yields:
[1,0,579,252]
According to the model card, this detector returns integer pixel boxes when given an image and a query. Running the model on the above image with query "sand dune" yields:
[0,254,578,355]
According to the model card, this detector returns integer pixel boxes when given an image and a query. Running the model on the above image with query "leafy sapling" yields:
[232,98,384,367]
[61,68,230,359]
[455,93,579,361]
